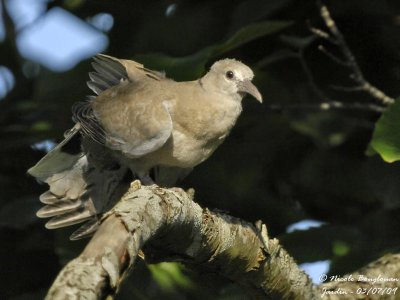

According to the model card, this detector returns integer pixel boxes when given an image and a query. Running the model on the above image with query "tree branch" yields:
[46,181,316,299]
[317,253,400,299]
[45,181,400,299]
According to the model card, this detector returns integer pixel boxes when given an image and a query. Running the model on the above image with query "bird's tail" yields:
[28,124,130,240]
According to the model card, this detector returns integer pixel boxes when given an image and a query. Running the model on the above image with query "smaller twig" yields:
[307,20,337,44]
[330,84,365,92]
[308,27,330,41]
[315,2,395,105]
[268,101,385,113]
[298,48,332,101]
[318,45,350,66]
[319,4,363,79]
[362,82,395,105]
[319,101,385,112]
[297,47,385,114]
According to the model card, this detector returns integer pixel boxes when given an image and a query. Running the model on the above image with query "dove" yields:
[28,54,262,240]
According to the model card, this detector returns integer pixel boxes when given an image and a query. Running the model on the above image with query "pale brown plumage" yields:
[28,54,262,239]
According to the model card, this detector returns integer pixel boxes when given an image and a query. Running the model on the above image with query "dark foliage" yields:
[1,0,400,298]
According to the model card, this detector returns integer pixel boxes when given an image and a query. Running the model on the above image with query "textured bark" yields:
[46,181,400,299]
[317,254,400,300]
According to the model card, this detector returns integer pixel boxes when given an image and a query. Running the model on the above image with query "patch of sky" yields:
[286,219,329,284]
[0,66,15,99]
[17,7,108,72]
[286,219,326,233]
[87,13,114,32]
[31,139,56,152]
[300,260,331,284]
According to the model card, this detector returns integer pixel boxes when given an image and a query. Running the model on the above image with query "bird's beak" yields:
[238,80,263,103]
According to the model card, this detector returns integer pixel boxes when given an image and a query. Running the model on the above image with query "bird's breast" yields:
[161,98,242,167]
[171,130,219,167]
[134,89,243,169]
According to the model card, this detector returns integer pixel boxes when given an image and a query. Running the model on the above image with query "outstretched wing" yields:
[88,54,166,93]
[74,54,173,158]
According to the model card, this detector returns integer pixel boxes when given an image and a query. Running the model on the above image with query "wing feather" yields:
[72,101,106,145]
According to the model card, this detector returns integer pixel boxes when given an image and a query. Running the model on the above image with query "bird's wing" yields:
[91,72,174,158]
[87,53,165,95]
[75,54,173,158]
[73,54,166,147]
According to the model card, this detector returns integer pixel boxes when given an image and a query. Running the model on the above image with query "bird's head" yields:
[202,59,262,103]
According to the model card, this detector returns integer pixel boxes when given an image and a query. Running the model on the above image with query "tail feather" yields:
[29,124,132,240]
[28,124,82,180]
[45,156,88,200]
[34,153,98,231]
[39,191,58,204]
[45,207,95,229]
[70,218,100,241]
[36,199,84,218]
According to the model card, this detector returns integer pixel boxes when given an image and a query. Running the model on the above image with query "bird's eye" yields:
[226,70,234,79]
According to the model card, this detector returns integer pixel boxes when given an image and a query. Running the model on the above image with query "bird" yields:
[28,54,262,240]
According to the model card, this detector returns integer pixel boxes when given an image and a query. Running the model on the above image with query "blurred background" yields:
[1,0,400,299]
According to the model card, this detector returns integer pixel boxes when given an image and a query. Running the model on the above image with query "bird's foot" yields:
[139,174,156,186]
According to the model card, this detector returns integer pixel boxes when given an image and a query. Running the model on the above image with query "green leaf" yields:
[280,34,316,49]
[134,50,210,81]
[290,112,354,147]
[148,262,193,292]
[332,241,350,257]
[31,121,52,132]
[134,20,292,80]
[213,20,292,54]
[370,97,400,162]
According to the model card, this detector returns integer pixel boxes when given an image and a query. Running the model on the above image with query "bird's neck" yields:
[198,74,215,91]
[199,74,242,103]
